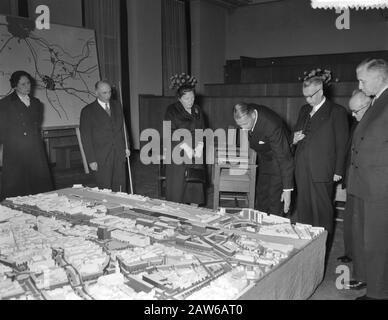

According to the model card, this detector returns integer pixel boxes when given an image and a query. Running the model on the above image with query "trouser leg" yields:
[111,152,126,192]
[350,195,366,282]
[343,195,354,259]
[364,199,388,299]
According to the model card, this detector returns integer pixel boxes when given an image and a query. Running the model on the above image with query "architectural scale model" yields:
[0,187,325,300]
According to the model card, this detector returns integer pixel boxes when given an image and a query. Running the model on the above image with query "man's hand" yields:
[125,149,131,158]
[281,190,292,214]
[293,130,305,144]
[333,174,342,182]
[89,162,98,171]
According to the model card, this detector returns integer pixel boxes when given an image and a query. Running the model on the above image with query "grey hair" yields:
[303,76,323,88]
[357,58,388,80]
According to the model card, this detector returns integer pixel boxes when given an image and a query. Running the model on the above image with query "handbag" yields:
[184,164,206,184]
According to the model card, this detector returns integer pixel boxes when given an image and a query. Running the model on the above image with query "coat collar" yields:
[93,99,116,118]
[10,90,19,101]
[302,100,332,139]
[354,88,388,140]
[173,101,199,120]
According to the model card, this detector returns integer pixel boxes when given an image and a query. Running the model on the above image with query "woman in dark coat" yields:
[0,71,53,200]
[164,83,206,205]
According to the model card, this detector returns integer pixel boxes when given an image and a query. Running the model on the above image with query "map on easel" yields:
[0,14,100,128]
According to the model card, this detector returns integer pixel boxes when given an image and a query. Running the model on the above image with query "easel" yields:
[42,125,89,174]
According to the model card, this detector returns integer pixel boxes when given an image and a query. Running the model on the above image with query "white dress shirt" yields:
[17,93,30,107]
[310,96,326,117]
[97,99,110,111]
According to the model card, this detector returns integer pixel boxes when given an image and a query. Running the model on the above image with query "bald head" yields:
[95,80,111,103]
[349,89,372,121]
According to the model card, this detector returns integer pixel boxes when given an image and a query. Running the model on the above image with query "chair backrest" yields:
[248,148,257,165]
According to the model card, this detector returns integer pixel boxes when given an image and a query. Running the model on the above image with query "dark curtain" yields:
[84,0,122,92]
[162,0,188,96]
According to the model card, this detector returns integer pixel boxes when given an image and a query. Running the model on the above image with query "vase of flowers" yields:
[298,68,339,86]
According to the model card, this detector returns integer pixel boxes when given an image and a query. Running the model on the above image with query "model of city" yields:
[0,186,324,300]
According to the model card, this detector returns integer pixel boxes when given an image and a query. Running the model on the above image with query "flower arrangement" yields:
[169,73,197,90]
[298,68,339,85]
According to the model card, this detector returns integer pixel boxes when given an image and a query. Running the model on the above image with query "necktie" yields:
[105,103,111,116]
[310,105,318,117]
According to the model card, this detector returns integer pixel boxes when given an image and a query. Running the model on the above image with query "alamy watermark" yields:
[35,5,50,30]
[140,122,250,173]
[335,265,351,290]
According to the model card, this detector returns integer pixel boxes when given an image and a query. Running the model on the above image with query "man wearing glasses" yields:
[338,90,371,290]
[347,59,388,300]
[292,76,349,250]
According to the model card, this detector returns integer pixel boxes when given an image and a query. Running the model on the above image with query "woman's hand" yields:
[179,142,194,159]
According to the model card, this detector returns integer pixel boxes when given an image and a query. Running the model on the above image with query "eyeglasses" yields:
[351,103,370,115]
[304,88,321,99]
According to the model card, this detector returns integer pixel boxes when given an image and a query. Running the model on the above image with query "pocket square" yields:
[259,141,266,144]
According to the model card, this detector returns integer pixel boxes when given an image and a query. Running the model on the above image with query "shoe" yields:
[337,255,352,263]
[344,280,367,290]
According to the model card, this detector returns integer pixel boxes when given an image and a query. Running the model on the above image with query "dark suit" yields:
[248,105,294,215]
[0,92,53,199]
[294,99,349,237]
[80,100,127,192]
[342,118,358,260]
[347,88,388,299]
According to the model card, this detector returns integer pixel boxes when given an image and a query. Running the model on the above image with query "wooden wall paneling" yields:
[241,67,273,83]
[224,64,241,83]
[331,97,351,110]
[286,97,307,128]
[138,95,352,152]
[138,95,175,150]
[248,50,388,68]
[204,82,357,97]
[230,51,388,84]
[240,56,261,67]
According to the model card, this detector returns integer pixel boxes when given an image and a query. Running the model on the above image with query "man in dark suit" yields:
[347,59,388,300]
[338,90,371,263]
[80,80,130,192]
[233,103,294,215]
[293,77,349,242]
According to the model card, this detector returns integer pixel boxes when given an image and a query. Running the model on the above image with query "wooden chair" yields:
[213,145,257,210]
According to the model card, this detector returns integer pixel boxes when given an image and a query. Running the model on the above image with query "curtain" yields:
[162,0,188,96]
[0,0,14,15]
[84,0,122,94]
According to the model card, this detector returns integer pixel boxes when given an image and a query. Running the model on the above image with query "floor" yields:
[49,152,365,299]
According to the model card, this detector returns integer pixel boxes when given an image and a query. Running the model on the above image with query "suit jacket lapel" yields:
[354,89,388,144]
[94,99,112,119]
[110,101,121,126]
[308,100,331,134]
[252,106,271,141]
